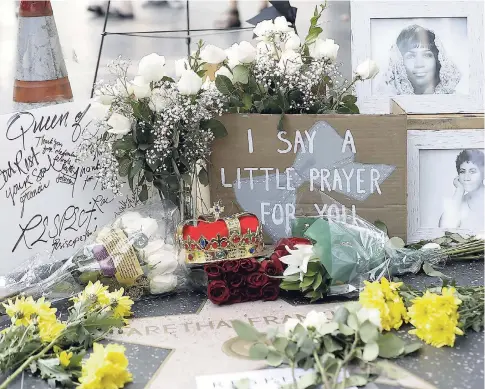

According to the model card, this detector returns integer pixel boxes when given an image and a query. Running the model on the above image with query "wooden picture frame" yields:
[351,1,484,114]
[407,129,485,242]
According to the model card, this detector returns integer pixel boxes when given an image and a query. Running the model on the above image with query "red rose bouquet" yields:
[204,258,282,305]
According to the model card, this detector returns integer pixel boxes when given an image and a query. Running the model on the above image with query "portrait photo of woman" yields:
[439,149,484,230]
[370,18,469,97]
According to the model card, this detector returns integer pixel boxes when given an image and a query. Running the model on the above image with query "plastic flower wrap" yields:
[0,200,185,303]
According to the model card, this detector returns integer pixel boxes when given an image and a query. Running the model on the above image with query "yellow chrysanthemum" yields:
[59,351,73,367]
[73,281,110,307]
[107,289,134,319]
[408,287,463,348]
[359,277,408,331]
[35,297,58,320]
[2,296,38,326]
[38,318,66,343]
[78,343,132,389]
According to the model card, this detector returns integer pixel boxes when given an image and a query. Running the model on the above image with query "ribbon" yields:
[233,121,396,241]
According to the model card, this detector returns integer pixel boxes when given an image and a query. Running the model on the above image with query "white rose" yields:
[107,112,132,136]
[278,50,303,74]
[146,250,178,276]
[225,44,240,68]
[115,79,133,97]
[421,243,442,251]
[131,76,152,99]
[150,274,178,294]
[310,38,339,62]
[138,53,166,83]
[284,318,300,337]
[303,310,330,332]
[357,307,382,329]
[215,66,233,82]
[175,58,190,79]
[256,41,276,57]
[141,239,165,257]
[149,88,172,112]
[113,211,142,228]
[89,101,110,120]
[120,214,159,238]
[253,19,275,39]
[177,70,203,95]
[284,32,301,51]
[234,41,257,64]
[94,88,114,105]
[273,16,292,32]
[355,59,379,80]
[200,44,227,64]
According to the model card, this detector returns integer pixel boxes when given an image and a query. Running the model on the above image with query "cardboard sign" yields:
[0,102,137,275]
[210,114,407,242]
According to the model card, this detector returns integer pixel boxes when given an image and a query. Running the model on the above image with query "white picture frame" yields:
[407,129,485,242]
[351,0,484,114]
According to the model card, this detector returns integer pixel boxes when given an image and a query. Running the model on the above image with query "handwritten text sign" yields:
[0,102,136,275]
[210,115,407,241]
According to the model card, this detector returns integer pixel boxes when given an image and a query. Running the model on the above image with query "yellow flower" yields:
[78,343,132,389]
[35,297,58,320]
[107,289,134,319]
[408,287,463,348]
[359,277,408,331]
[59,351,73,367]
[2,296,38,326]
[73,281,110,306]
[38,318,66,343]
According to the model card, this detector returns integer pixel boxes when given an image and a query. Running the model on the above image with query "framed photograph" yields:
[351,1,484,114]
[407,129,484,242]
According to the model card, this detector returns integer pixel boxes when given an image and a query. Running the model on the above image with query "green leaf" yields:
[242,94,253,110]
[273,337,288,353]
[345,375,369,387]
[299,337,315,355]
[377,333,405,358]
[319,322,339,335]
[144,170,154,182]
[363,342,379,361]
[423,262,450,279]
[280,281,301,291]
[113,137,136,151]
[403,342,422,355]
[37,358,72,386]
[198,167,209,186]
[323,335,343,352]
[118,157,131,177]
[300,276,314,289]
[204,119,228,139]
[129,159,144,179]
[139,184,149,202]
[249,342,268,360]
[266,349,283,366]
[312,272,323,290]
[359,321,379,343]
[277,113,285,131]
[296,372,317,389]
[232,65,249,84]
[231,320,262,342]
[374,220,388,236]
[215,75,235,95]
[344,301,362,313]
[339,323,354,336]
[333,306,349,324]
[347,313,360,331]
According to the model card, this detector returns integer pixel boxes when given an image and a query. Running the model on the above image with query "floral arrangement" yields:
[82,3,378,204]
[0,281,134,389]
[204,258,282,305]
[360,277,484,348]
[231,303,421,389]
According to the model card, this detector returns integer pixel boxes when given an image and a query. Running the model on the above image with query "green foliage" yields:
[280,260,331,302]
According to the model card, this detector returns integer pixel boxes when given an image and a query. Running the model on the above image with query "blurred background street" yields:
[0,0,351,115]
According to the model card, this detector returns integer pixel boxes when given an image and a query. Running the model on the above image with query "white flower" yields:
[421,243,442,251]
[309,38,339,62]
[146,250,178,276]
[200,44,227,64]
[284,318,300,337]
[355,59,379,80]
[118,213,159,238]
[141,239,165,257]
[89,101,110,120]
[273,16,292,32]
[303,310,330,333]
[94,88,114,105]
[256,41,276,57]
[201,78,216,90]
[253,19,275,39]
[149,88,173,112]
[138,53,165,82]
[225,44,241,69]
[233,41,257,64]
[284,32,301,51]
[357,307,382,329]
[131,76,152,99]
[280,244,315,281]
[107,112,132,135]
[177,70,203,95]
[115,79,134,97]
[215,66,233,82]
[149,274,178,294]
[278,50,303,75]
[175,58,190,79]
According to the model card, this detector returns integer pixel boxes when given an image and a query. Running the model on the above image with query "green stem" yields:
[0,336,60,389]
[313,351,332,389]
[290,362,297,389]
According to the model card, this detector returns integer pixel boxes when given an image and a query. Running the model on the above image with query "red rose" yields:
[260,259,283,276]
[222,260,240,273]
[228,273,245,288]
[229,288,243,303]
[246,287,262,300]
[204,264,223,280]
[261,281,280,301]
[207,280,230,305]
[274,237,312,252]
[247,272,269,287]
[239,258,260,273]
